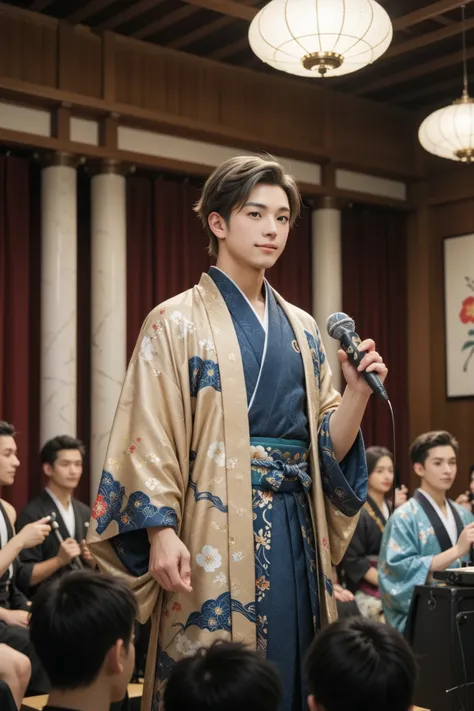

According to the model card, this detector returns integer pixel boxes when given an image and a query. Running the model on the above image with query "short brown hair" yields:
[194,155,302,258]
[409,431,459,466]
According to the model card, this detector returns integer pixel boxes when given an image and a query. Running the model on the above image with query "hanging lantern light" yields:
[248,0,393,79]
[419,6,474,163]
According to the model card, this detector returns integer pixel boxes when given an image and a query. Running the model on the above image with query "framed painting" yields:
[444,233,474,398]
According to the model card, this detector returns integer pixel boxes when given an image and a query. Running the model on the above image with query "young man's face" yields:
[44,448,83,492]
[415,445,457,494]
[210,183,291,272]
[0,435,20,487]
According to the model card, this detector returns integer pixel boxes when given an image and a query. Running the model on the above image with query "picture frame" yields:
[444,233,474,398]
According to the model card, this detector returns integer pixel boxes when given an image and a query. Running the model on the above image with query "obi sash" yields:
[250,438,311,493]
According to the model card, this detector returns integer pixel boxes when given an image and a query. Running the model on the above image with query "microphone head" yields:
[327,312,356,340]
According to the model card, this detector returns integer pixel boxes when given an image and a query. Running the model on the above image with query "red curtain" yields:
[0,154,41,510]
[342,204,409,487]
[126,173,312,354]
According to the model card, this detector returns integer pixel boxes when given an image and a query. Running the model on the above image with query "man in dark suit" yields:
[16,435,94,597]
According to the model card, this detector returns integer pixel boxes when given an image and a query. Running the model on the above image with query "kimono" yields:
[378,489,474,633]
[16,490,91,596]
[87,269,368,711]
[341,496,388,619]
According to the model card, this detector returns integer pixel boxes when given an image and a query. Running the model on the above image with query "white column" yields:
[41,153,77,444]
[312,197,343,392]
[90,160,127,499]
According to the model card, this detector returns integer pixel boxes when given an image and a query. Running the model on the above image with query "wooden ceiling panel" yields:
[1,0,470,112]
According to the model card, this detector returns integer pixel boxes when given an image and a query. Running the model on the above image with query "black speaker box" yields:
[405,585,474,711]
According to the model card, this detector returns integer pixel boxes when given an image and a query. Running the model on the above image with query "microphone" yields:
[326,312,388,401]
[49,512,83,570]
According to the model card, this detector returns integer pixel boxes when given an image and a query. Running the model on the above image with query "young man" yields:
[87,155,388,711]
[29,570,136,711]
[0,421,52,694]
[163,640,282,711]
[378,430,474,633]
[16,435,94,596]
[305,616,417,711]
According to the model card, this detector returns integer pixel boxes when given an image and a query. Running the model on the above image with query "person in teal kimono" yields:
[378,430,474,633]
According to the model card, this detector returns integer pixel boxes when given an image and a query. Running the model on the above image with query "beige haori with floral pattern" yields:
[87,273,362,711]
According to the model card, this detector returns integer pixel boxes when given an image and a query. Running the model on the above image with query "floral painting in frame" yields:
[444,233,474,398]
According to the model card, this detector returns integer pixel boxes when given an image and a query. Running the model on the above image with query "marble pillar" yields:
[40,152,77,445]
[90,160,127,499]
[312,197,343,392]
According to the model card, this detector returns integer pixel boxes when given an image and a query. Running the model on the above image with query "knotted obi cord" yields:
[250,437,312,493]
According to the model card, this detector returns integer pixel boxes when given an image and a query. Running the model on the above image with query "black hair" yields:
[0,421,15,437]
[40,435,86,466]
[365,446,393,475]
[29,570,136,690]
[164,640,282,711]
[409,430,458,466]
[305,617,417,711]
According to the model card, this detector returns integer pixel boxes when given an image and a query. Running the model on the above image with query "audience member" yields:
[16,435,93,597]
[0,420,51,694]
[378,431,474,632]
[164,640,282,711]
[305,617,417,711]
[29,570,136,711]
[0,644,31,710]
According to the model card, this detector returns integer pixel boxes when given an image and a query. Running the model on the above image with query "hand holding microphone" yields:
[50,512,83,570]
[326,312,389,400]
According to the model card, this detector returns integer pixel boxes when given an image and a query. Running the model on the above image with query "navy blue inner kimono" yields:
[209,267,366,711]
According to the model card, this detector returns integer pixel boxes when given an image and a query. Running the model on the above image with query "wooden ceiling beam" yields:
[393,0,474,31]
[357,45,474,95]
[134,5,197,40]
[29,0,56,10]
[68,0,116,26]
[385,17,474,59]
[181,0,257,21]
[393,76,465,104]
[209,35,248,60]
[169,0,259,51]
[170,16,235,50]
[96,0,166,31]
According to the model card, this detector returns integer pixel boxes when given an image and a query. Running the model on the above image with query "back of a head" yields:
[305,618,416,711]
[164,641,282,711]
[29,570,136,690]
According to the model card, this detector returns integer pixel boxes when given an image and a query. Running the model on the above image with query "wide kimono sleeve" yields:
[377,508,432,626]
[87,308,193,623]
[15,505,45,595]
[313,327,368,516]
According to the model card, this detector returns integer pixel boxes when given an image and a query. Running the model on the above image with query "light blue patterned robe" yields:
[378,493,474,633]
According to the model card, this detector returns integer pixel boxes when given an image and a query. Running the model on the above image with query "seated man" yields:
[29,570,136,711]
[16,435,93,596]
[378,430,474,633]
[164,640,282,711]
[0,420,51,694]
[305,617,417,711]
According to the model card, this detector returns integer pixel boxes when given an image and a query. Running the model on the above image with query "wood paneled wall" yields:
[0,3,420,178]
[408,176,474,496]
